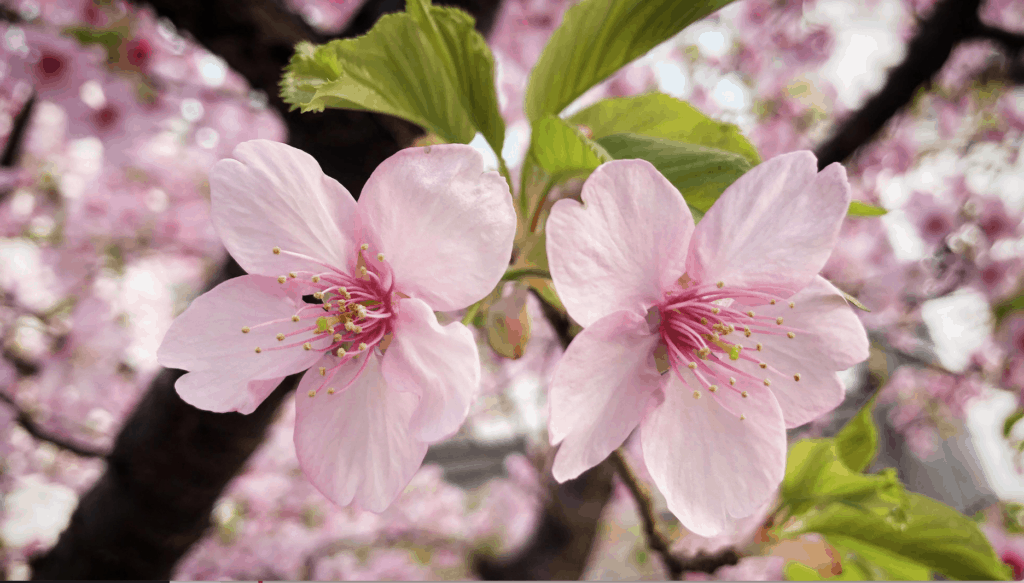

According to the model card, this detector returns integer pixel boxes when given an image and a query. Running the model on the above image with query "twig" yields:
[1,94,34,168]
[609,449,685,578]
[0,392,107,458]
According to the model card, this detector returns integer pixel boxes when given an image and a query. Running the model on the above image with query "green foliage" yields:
[524,0,736,121]
[835,396,879,473]
[993,292,1024,325]
[281,0,505,157]
[1004,408,1024,437]
[568,93,760,165]
[781,440,904,518]
[596,133,752,214]
[797,493,1012,581]
[848,200,888,216]
[529,116,611,181]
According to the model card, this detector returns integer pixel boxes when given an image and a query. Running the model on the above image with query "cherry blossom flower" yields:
[545,151,869,536]
[158,140,515,511]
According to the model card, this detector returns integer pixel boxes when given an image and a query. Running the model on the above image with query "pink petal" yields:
[687,152,851,297]
[549,310,663,482]
[157,274,323,378]
[294,353,428,512]
[382,297,480,442]
[358,145,515,312]
[210,140,359,278]
[641,371,786,537]
[730,277,867,428]
[176,372,283,415]
[547,160,694,328]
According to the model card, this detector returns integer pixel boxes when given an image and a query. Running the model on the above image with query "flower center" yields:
[657,279,803,419]
[243,243,396,398]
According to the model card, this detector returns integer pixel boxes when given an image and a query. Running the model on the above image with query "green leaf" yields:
[829,538,931,580]
[994,292,1024,325]
[799,493,1013,581]
[525,0,736,121]
[530,116,611,181]
[782,440,902,517]
[848,200,888,216]
[596,133,752,214]
[568,93,760,165]
[281,0,505,156]
[835,396,879,473]
[1005,409,1024,437]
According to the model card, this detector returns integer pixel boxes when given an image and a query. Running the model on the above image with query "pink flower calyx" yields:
[656,277,802,417]
[244,241,397,398]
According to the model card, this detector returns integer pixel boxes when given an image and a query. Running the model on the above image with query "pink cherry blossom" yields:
[545,152,868,536]
[157,140,515,511]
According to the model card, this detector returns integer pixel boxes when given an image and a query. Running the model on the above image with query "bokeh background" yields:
[1,0,1024,579]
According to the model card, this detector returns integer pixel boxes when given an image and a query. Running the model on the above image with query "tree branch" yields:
[970,22,1024,53]
[0,392,107,459]
[814,0,984,169]
[29,0,504,578]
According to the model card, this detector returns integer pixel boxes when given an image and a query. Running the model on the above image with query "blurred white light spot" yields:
[0,475,77,548]
[654,62,689,99]
[197,54,227,87]
[10,189,34,217]
[180,98,204,122]
[145,188,169,213]
[966,389,1024,504]
[697,30,728,57]
[501,121,530,171]
[835,34,877,89]
[712,75,747,110]
[28,215,54,238]
[921,290,991,372]
[79,80,106,109]
[195,126,219,150]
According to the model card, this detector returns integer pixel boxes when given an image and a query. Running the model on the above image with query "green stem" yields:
[461,301,482,326]
[501,267,551,281]
[498,157,514,198]
[528,176,556,233]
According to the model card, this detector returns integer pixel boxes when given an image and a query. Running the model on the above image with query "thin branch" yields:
[814,0,984,169]
[1,94,34,168]
[0,392,107,458]
[610,449,685,578]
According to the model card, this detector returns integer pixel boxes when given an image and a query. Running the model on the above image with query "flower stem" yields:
[501,267,551,282]
[610,449,686,578]
[461,301,482,326]
[528,176,556,233]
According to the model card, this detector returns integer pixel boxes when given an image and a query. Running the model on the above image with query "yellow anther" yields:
[756,343,763,351]
[312,275,321,283]
[277,275,286,284]
[345,322,355,332]
[794,373,801,381]
[747,310,755,317]
[759,362,767,369]
[313,291,323,300]
[741,391,749,398]
[289,272,297,279]
[255,347,262,353]
[716,281,724,288]
[776,317,784,325]
[358,342,368,351]
[292,315,300,322]
[787,332,795,339]
[693,390,701,399]
[770,299,776,305]
[353,325,363,334]
[711,307,720,314]
[729,377,736,386]
[276,333,285,341]
[687,362,697,370]
[333,334,343,342]
[307,390,315,398]
[763,379,771,386]
[744,328,752,337]
[377,253,385,262]
[789,301,795,309]
[241,326,251,333]
[701,317,708,325]
[697,348,711,359]
[740,414,746,421]
[360,243,369,251]
[303,342,312,351]
[272,247,281,255]
[709,385,718,393]
[336,348,346,357]
[319,367,326,376]
[359,266,368,277]
[339,286,348,294]
[327,387,336,395]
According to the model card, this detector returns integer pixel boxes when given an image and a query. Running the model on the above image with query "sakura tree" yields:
[1,0,1024,580]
